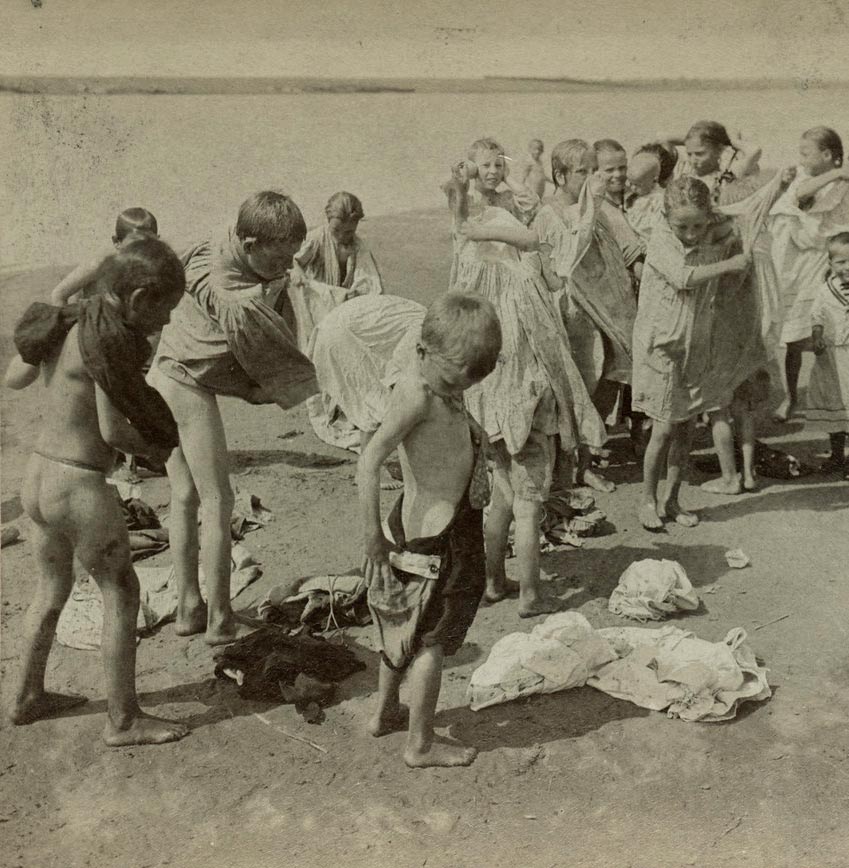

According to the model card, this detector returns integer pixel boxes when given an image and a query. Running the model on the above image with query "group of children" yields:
[5,118,848,769]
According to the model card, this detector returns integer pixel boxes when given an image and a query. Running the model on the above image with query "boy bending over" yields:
[358,292,502,768]
[5,237,189,746]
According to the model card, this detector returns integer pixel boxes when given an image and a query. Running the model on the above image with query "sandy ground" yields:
[1,210,848,868]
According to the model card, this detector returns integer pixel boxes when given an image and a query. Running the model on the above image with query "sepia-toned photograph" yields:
[1,1,847,865]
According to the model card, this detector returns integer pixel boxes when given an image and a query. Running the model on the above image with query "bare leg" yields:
[660,420,699,527]
[734,406,758,490]
[75,485,188,746]
[514,499,560,618]
[403,645,476,768]
[774,343,802,422]
[640,420,673,530]
[701,409,742,494]
[165,446,206,636]
[367,659,408,737]
[484,466,519,602]
[10,523,87,725]
[576,445,615,493]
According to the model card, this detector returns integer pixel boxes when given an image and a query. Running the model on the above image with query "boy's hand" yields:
[812,329,827,355]
[731,251,752,272]
[363,533,392,587]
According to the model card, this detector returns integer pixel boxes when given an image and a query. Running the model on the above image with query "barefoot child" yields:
[50,208,160,304]
[769,128,849,423]
[445,138,605,615]
[358,291,501,768]
[148,191,318,646]
[632,177,752,530]
[5,237,190,745]
[805,232,849,479]
[534,139,637,490]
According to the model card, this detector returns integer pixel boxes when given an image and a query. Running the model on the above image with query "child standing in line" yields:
[50,208,160,304]
[626,150,665,245]
[770,127,849,423]
[515,139,548,200]
[359,292,501,768]
[805,232,849,479]
[444,138,605,615]
[632,177,751,530]
[5,238,189,746]
[148,191,318,646]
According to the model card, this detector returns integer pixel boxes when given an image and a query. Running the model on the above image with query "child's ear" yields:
[242,238,255,255]
[127,286,148,314]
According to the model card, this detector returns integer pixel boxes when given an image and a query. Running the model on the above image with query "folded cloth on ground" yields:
[608,559,699,621]
[129,527,169,562]
[121,497,160,530]
[230,490,274,539]
[258,573,370,631]
[56,543,261,650]
[588,625,771,722]
[212,625,366,701]
[467,612,618,710]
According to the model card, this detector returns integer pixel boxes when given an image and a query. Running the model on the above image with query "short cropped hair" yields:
[685,120,733,152]
[593,138,626,157]
[529,138,544,149]
[827,231,849,251]
[421,291,502,381]
[663,176,714,215]
[803,126,844,167]
[550,139,592,187]
[635,143,678,186]
[468,137,504,161]
[114,207,158,242]
[325,191,364,222]
[94,237,186,301]
[235,191,307,244]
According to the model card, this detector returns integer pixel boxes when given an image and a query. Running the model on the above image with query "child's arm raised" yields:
[356,377,429,584]
[50,257,103,305]
[95,385,172,464]
[794,165,849,205]
[727,131,762,178]
[457,220,540,251]
[4,355,40,390]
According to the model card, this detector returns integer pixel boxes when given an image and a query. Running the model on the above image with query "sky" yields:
[1,0,847,82]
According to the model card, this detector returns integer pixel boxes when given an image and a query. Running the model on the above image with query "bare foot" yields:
[700,475,743,495]
[175,601,207,637]
[368,703,410,737]
[104,711,189,747]
[743,475,759,492]
[205,615,260,647]
[404,736,477,768]
[638,502,664,532]
[484,579,521,603]
[661,500,700,527]
[772,398,795,423]
[518,594,562,619]
[579,469,616,494]
[10,691,88,725]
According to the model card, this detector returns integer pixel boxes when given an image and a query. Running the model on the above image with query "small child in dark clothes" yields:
[357,291,501,768]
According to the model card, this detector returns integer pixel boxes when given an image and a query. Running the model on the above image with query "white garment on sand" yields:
[608,559,699,621]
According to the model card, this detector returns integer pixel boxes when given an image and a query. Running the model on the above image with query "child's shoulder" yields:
[391,368,434,416]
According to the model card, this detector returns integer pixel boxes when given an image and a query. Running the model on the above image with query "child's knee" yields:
[513,497,542,523]
[171,479,200,511]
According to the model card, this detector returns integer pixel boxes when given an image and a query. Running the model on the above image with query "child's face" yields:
[244,237,302,281]
[329,215,360,246]
[685,136,722,176]
[473,149,506,191]
[596,149,628,195]
[829,242,849,280]
[666,205,711,247]
[799,137,835,177]
[529,142,544,160]
[564,152,596,198]
[418,345,479,398]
